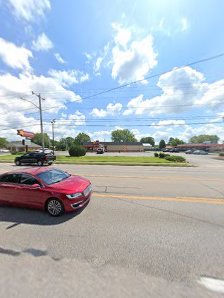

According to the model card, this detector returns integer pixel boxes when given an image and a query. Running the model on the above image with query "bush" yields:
[219,152,224,156]
[159,152,165,158]
[154,152,159,157]
[69,145,86,157]
[165,155,186,162]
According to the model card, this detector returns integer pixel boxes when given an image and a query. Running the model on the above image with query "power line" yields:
[81,53,224,100]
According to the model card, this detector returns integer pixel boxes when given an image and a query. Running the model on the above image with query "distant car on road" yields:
[35,148,53,154]
[0,149,10,153]
[96,147,104,154]
[15,152,56,166]
[0,167,92,216]
[193,150,208,155]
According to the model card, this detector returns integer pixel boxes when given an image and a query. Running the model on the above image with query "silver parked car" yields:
[193,150,208,155]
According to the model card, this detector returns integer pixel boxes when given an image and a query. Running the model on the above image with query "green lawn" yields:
[0,154,189,166]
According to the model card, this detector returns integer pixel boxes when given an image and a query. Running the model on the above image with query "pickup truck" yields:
[15,152,56,166]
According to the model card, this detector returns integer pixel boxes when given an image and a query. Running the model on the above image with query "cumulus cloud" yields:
[0,72,81,116]
[92,23,157,82]
[54,53,66,64]
[112,23,131,47]
[6,0,51,22]
[154,120,186,128]
[111,24,157,84]
[48,69,89,87]
[0,37,32,71]
[91,103,122,118]
[88,130,112,142]
[68,111,86,126]
[32,33,53,51]
[124,66,207,116]
[196,80,224,108]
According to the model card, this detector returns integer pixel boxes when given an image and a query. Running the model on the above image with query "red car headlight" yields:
[66,193,82,199]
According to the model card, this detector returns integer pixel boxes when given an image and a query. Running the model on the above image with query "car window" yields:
[23,153,31,157]
[0,174,20,183]
[37,169,70,185]
[19,174,39,185]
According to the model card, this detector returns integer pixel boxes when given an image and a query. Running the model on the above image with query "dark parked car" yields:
[15,152,56,166]
[169,148,180,153]
[0,167,92,216]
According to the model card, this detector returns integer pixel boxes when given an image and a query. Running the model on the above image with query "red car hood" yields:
[47,175,90,194]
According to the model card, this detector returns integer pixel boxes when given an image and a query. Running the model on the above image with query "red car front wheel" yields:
[46,198,64,216]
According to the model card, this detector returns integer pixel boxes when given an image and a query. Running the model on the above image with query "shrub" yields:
[159,152,165,158]
[219,152,224,156]
[154,152,159,157]
[69,145,86,157]
[165,155,186,162]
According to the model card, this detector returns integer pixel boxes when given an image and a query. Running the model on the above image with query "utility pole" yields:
[32,92,45,152]
[51,119,56,155]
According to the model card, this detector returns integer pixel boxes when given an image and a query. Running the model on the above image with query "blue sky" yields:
[0,0,224,143]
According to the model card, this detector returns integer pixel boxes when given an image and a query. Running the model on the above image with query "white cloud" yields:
[54,53,66,64]
[91,23,157,81]
[0,72,81,120]
[68,111,86,126]
[111,24,158,84]
[0,37,32,71]
[93,43,110,75]
[6,0,51,22]
[196,80,224,108]
[32,33,53,51]
[88,130,112,141]
[112,23,131,47]
[181,17,189,32]
[124,66,207,116]
[48,69,89,87]
[84,52,93,61]
[155,120,186,128]
[91,103,122,118]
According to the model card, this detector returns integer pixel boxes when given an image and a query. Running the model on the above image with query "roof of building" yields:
[7,141,41,148]
[84,142,143,146]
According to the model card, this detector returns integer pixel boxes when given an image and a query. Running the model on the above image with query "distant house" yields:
[7,141,41,153]
[84,141,144,152]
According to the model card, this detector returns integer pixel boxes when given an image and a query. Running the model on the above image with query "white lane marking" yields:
[198,276,224,293]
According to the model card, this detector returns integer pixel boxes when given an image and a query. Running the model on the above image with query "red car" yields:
[0,167,92,216]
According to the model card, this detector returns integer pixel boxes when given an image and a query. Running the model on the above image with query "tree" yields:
[65,137,75,148]
[111,129,137,142]
[74,133,91,145]
[55,137,75,150]
[140,137,155,146]
[159,139,166,149]
[32,133,51,147]
[168,137,185,146]
[189,134,219,144]
[0,137,8,148]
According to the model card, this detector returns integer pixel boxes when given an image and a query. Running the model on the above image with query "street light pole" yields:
[51,119,56,155]
[32,92,45,152]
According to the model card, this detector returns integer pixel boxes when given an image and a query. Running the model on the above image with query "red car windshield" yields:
[37,169,71,185]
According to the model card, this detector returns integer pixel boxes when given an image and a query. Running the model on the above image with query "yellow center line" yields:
[93,192,224,205]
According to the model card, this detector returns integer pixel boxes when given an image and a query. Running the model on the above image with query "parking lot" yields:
[0,153,224,297]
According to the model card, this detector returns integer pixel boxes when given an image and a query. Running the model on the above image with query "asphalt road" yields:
[0,155,224,297]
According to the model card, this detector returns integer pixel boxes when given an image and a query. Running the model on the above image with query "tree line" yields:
[0,130,220,150]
